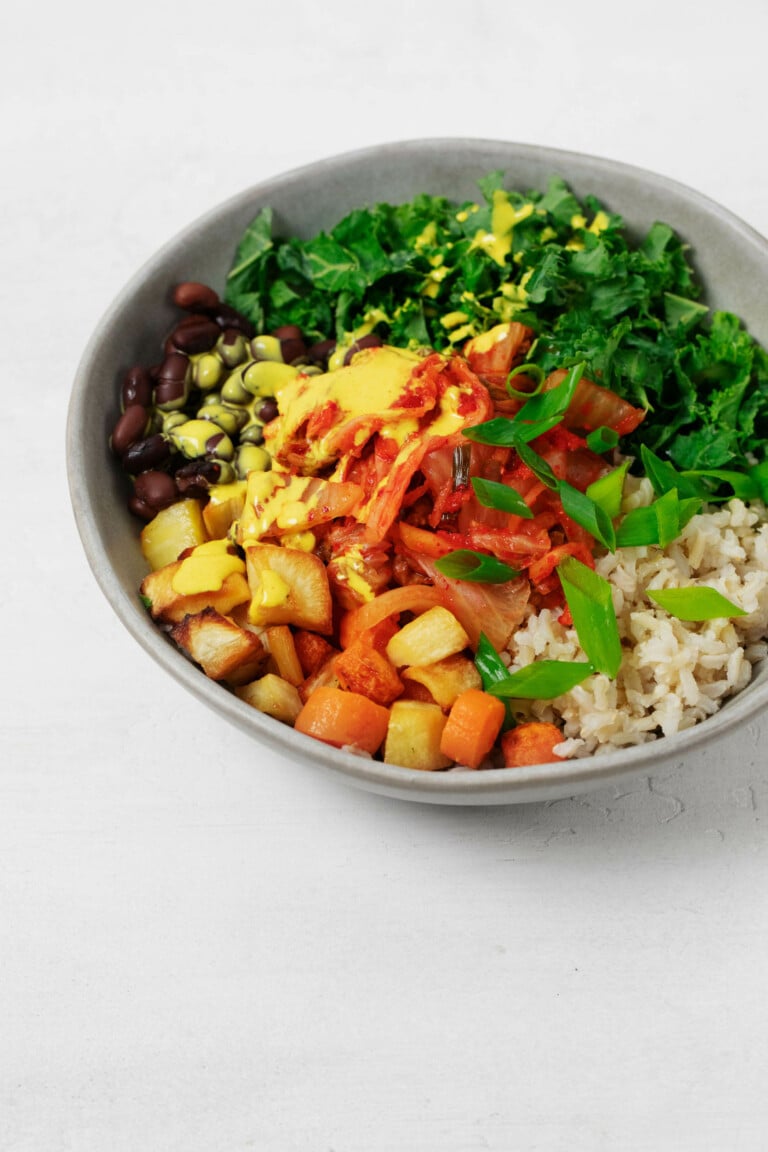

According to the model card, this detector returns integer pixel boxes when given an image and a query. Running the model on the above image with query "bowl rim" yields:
[66,136,768,805]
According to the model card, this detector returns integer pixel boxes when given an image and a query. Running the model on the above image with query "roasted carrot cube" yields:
[501,722,564,767]
[335,638,403,707]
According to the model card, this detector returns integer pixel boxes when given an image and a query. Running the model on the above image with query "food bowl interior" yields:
[67,138,768,804]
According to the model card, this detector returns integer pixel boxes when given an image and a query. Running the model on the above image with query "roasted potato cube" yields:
[140,498,208,571]
[401,653,482,711]
[245,543,333,634]
[335,638,403,707]
[383,700,452,771]
[140,561,251,624]
[235,673,303,725]
[202,481,247,539]
[385,606,470,668]
[170,608,267,683]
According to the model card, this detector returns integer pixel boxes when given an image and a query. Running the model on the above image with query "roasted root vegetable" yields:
[383,701,451,771]
[245,543,333,633]
[401,653,482,712]
[294,686,390,755]
[385,606,470,669]
[500,722,564,767]
[236,673,303,725]
[439,688,507,770]
[169,608,267,684]
[140,498,208,571]
[334,637,404,707]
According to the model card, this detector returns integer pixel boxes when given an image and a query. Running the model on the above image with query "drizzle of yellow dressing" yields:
[255,569,291,609]
[327,309,390,371]
[334,545,375,602]
[269,346,422,471]
[470,193,534,267]
[171,539,245,595]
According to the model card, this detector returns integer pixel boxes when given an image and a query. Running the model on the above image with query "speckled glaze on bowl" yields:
[67,139,768,804]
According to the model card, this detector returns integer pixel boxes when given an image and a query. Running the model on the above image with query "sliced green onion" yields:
[647,586,747,621]
[559,480,617,551]
[466,364,585,447]
[434,550,521,583]
[486,659,595,699]
[654,487,682,548]
[586,459,630,520]
[586,426,620,453]
[557,555,622,678]
[510,361,585,442]
[462,416,521,447]
[475,632,512,688]
[615,494,702,547]
[505,362,545,400]
[515,440,559,489]
[471,477,534,518]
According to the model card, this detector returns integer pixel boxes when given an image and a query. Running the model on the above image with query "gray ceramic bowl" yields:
[67,138,768,804]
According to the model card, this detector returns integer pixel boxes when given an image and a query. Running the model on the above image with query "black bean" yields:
[343,333,383,365]
[169,316,221,355]
[272,324,307,365]
[127,494,156,521]
[257,398,279,424]
[122,433,171,474]
[174,458,221,495]
[133,469,178,510]
[211,302,255,338]
[121,366,154,410]
[172,281,220,312]
[111,404,149,457]
[307,338,336,367]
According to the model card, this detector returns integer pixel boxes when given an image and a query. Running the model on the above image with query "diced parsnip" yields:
[265,625,304,687]
[245,543,333,634]
[140,562,251,624]
[335,637,403,706]
[401,653,482,711]
[383,700,452,771]
[385,606,470,669]
[170,607,267,683]
[236,673,303,725]
[140,498,208,571]
[202,481,248,540]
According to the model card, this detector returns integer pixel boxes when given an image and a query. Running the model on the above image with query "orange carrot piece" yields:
[439,688,506,770]
[294,686,390,755]
[335,638,403,707]
[501,722,564,768]
[293,630,338,678]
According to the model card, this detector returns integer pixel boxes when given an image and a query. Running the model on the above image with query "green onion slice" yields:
[505,362,545,400]
[586,459,630,520]
[559,481,617,552]
[557,555,622,678]
[615,493,701,548]
[486,660,595,700]
[464,362,585,447]
[646,586,747,621]
[586,426,620,453]
[515,440,559,489]
[475,632,512,689]
[471,477,534,518]
[434,550,521,583]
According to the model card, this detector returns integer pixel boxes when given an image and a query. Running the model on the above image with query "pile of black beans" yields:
[110,281,317,521]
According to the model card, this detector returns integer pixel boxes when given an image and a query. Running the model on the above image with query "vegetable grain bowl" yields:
[67,139,768,804]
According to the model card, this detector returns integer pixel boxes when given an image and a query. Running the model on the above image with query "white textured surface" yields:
[3,1,768,1149]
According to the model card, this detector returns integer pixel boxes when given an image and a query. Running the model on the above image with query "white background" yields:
[3,2,768,1149]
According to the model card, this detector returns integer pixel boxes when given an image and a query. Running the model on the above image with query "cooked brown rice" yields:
[506,477,768,757]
